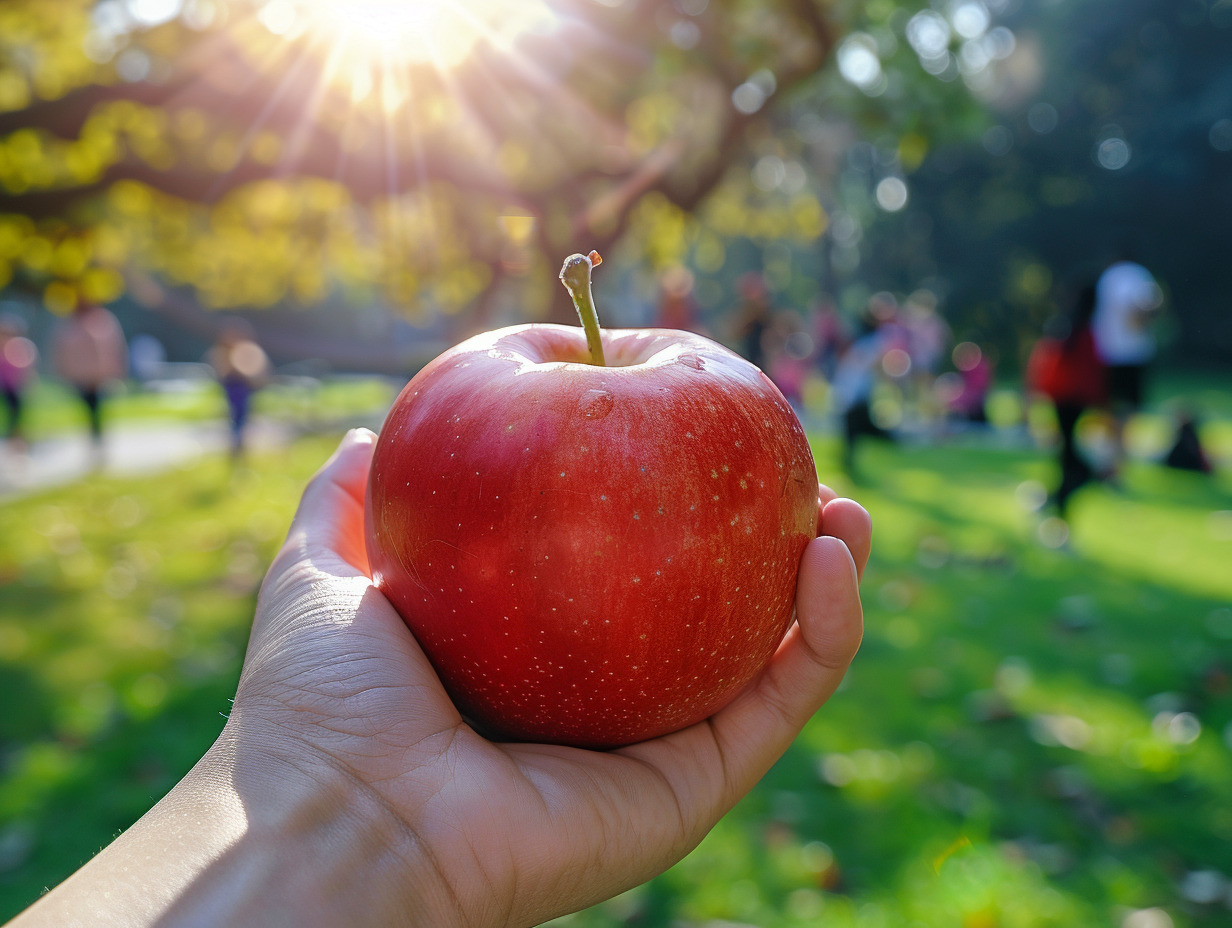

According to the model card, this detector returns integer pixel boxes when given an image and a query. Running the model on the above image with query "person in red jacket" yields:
[1028,283,1107,515]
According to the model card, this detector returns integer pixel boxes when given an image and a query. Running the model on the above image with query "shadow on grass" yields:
[551,435,1232,925]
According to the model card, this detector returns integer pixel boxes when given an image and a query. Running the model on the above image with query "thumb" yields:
[284,428,377,575]
[653,530,866,807]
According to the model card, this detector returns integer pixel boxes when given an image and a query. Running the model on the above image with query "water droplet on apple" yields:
[677,352,705,371]
[579,389,614,419]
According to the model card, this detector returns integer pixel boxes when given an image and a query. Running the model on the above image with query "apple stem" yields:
[559,250,607,367]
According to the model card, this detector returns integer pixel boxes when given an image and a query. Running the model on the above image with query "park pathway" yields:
[0,419,292,501]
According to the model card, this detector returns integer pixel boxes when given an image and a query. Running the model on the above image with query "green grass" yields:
[1,429,1231,926]
[10,376,399,440]
[0,438,337,911]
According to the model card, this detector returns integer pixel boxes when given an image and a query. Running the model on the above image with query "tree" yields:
[852,0,1232,365]
[1,0,1004,346]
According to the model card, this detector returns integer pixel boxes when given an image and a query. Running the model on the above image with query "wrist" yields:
[158,717,461,928]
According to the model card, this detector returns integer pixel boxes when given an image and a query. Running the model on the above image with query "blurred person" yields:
[903,293,951,421]
[10,429,869,928]
[810,296,848,383]
[832,306,894,474]
[948,340,992,425]
[128,333,167,383]
[766,310,813,407]
[732,272,773,371]
[0,313,38,450]
[867,291,907,351]
[1026,284,1108,516]
[208,318,271,459]
[655,265,704,334]
[1091,252,1164,469]
[52,299,128,455]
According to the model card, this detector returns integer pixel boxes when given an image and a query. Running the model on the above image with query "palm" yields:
[234,431,867,927]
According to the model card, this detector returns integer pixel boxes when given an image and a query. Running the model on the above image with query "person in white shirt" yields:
[1091,255,1163,465]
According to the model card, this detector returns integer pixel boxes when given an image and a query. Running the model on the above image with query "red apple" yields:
[365,253,818,748]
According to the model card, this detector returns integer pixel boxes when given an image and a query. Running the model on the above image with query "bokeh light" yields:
[875,176,908,211]
[953,340,982,371]
[837,34,884,92]
[1096,135,1131,170]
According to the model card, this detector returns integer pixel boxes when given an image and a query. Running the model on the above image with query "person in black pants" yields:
[1044,285,1107,515]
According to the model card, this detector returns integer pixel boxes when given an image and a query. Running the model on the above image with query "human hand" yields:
[190,429,869,927]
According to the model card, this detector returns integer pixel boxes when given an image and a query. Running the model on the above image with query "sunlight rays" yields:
[75,0,656,308]
[107,0,647,212]
[269,0,559,77]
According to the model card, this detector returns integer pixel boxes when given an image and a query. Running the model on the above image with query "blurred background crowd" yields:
[0,0,1230,925]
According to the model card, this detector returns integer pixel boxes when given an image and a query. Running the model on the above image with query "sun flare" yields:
[259,0,558,76]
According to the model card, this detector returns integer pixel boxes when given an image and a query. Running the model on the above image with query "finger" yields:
[820,497,871,582]
[284,428,377,574]
[622,533,864,817]
[816,483,839,533]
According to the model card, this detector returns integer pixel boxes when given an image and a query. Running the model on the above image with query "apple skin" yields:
[364,323,818,749]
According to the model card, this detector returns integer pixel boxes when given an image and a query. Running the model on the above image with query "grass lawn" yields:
[1,425,1230,925]
[10,376,401,441]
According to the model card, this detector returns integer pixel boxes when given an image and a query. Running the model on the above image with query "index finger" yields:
[818,482,839,512]
[820,498,871,582]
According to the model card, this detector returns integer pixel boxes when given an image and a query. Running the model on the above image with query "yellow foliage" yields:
[6,129,43,167]
[0,1,100,104]
[243,181,300,226]
[172,108,209,142]
[898,132,930,173]
[301,178,351,213]
[79,117,120,164]
[0,215,33,259]
[62,144,105,183]
[499,214,536,246]
[20,236,52,272]
[626,93,683,154]
[0,70,30,112]
[384,266,420,308]
[50,238,91,278]
[434,262,492,312]
[123,106,168,143]
[291,263,327,304]
[629,192,694,269]
[694,232,726,273]
[91,224,129,266]
[109,180,155,216]
[43,280,77,315]
[131,138,177,171]
[704,188,749,238]
[790,194,828,240]
[206,135,241,173]
[79,266,125,303]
